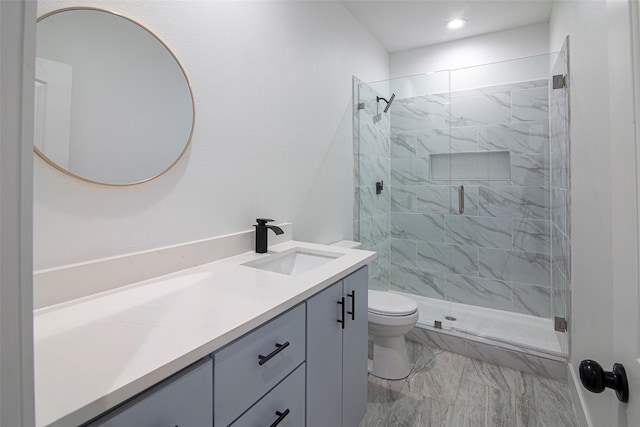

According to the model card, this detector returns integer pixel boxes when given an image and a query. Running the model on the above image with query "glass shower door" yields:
[357,51,570,359]
[445,53,569,357]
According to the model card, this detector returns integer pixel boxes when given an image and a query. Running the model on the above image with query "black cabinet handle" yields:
[347,290,355,321]
[269,409,290,427]
[337,297,345,329]
[258,342,290,366]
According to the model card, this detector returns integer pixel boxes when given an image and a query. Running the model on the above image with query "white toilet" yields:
[368,290,419,380]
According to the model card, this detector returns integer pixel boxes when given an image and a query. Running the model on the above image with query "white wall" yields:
[549,1,617,425]
[386,52,554,101]
[34,1,389,270]
[390,22,550,78]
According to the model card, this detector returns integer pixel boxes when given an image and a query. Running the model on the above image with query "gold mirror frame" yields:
[35,7,196,186]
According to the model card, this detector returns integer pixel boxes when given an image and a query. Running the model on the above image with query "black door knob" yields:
[579,359,629,403]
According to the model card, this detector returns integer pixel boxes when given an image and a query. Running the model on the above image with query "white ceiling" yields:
[342,0,554,53]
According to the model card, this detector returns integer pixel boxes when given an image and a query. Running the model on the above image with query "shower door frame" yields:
[355,51,571,359]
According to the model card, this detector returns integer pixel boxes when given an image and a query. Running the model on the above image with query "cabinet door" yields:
[306,281,344,427]
[87,359,213,427]
[342,266,368,427]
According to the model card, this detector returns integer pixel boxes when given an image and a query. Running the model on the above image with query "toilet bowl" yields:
[368,290,419,380]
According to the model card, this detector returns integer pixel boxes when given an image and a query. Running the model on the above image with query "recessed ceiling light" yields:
[445,18,467,30]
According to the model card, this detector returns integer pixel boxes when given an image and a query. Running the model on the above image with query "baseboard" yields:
[567,362,592,427]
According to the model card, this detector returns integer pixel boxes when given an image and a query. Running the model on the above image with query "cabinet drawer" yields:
[230,363,305,427]
[214,304,306,427]
[86,358,213,426]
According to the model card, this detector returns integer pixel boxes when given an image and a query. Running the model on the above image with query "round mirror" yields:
[35,8,195,185]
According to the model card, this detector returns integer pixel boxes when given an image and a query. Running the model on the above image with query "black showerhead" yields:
[384,93,396,112]
[377,93,396,113]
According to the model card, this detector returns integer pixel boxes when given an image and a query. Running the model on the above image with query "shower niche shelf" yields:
[430,150,511,181]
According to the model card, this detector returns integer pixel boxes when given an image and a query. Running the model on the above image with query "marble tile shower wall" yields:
[357,83,391,291]
[389,79,554,318]
[550,51,571,323]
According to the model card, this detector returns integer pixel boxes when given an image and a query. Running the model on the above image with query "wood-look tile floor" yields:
[361,342,578,427]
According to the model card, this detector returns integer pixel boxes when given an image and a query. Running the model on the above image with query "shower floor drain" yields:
[444,316,457,321]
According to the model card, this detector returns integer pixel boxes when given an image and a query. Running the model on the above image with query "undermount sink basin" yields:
[243,247,344,276]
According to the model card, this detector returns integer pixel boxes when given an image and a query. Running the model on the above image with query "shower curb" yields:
[407,324,567,381]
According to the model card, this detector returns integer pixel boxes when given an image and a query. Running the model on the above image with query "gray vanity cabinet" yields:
[84,266,369,427]
[306,266,368,427]
[85,358,213,427]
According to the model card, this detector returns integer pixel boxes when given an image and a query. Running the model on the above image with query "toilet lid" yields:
[368,290,418,316]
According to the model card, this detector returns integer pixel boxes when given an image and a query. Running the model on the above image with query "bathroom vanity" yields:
[34,241,374,427]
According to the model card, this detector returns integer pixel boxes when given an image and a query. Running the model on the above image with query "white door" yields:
[0,1,36,426]
[34,57,73,169]
[610,0,640,425]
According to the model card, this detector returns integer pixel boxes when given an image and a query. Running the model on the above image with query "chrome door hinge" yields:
[555,316,568,332]
[434,320,442,329]
[357,102,365,110]
[553,74,567,89]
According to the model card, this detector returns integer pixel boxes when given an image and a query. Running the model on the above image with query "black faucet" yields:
[254,218,284,253]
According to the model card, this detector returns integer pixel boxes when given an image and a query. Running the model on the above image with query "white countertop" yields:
[34,241,376,427]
